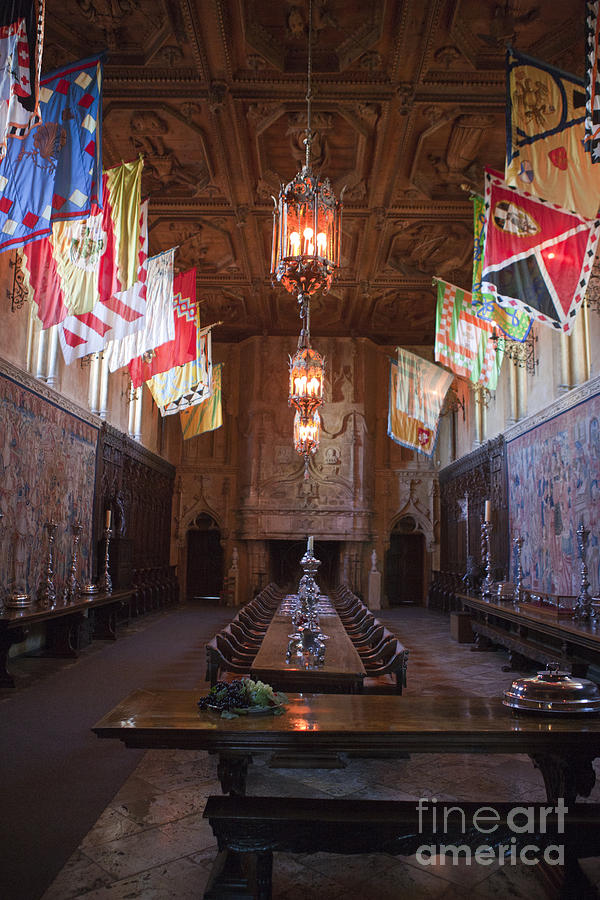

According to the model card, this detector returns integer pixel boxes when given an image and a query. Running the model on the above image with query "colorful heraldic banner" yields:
[147,326,212,416]
[128,267,197,389]
[180,362,223,440]
[0,54,103,253]
[22,157,142,328]
[388,357,436,458]
[472,194,531,342]
[584,0,600,162]
[0,0,43,150]
[481,167,600,334]
[103,248,175,373]
[395,346,453,429]
[0,15,32,159]
[505,47,600,218]
[388,349,452,458]
[58,198,149,364]
[435,280,503,389]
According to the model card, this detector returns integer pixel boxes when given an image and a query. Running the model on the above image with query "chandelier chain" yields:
[305,0,313,170]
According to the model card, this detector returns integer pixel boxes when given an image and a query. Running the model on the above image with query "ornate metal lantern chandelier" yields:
[270,0,342,475]
[293,408,321,462]
[269,0,343,306]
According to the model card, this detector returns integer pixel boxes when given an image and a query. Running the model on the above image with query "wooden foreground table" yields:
[93,690,600,803]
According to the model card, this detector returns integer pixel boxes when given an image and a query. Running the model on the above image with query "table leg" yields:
[217,754,251,796]
[93,603,118,641]
[529,750,597,804]
[0,626,25,688]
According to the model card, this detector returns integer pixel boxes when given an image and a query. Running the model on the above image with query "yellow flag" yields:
[506,48,600,218]
[180,363,223,439]
[48,157,143,317]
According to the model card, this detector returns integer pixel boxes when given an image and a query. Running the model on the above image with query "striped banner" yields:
[58,200,148,364]
[104,248,175,372]
[435,279,503,390]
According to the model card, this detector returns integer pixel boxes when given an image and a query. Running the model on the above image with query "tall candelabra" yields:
[63,521,83,604]
[480,519,494,598]
[513,536,524,604]
[573,523,594,622]
[99,526,113,595]
[38,520,58,609]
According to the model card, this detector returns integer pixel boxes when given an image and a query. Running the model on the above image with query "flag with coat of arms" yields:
[388,349,453,458]
[505,47,600,218]
[0,53,103,253]
[481,167,600,334]
[57,198,149,364]
[21,157,143,328]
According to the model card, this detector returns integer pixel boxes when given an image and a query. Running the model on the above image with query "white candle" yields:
[105,509,112,529]
[308,535,314,552]
[484,500,492,522]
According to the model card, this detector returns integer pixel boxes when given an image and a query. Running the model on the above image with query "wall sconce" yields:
[490,328,538,375]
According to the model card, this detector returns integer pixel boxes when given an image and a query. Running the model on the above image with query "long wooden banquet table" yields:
[93,690,600,804]
[94,691,600,897]
[249,595,366,693]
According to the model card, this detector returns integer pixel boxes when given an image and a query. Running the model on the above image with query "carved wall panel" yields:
[439,436,508,579]
[97,423,175,573]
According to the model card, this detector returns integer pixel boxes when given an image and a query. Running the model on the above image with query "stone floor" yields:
[41,605,600,900]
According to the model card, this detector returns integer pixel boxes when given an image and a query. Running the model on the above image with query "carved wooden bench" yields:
[202,795,600,899]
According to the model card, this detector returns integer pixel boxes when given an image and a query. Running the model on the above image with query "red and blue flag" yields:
[0,53,103,253]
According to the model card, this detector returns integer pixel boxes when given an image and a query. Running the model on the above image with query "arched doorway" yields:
[385,516,425,605]
[186,513,223,603]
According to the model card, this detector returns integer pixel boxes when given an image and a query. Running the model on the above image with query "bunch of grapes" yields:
[197,679,251,711]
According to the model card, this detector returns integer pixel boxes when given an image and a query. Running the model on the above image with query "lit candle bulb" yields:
[307,377,320,397]
[295,375,307,395]
[316,232,327,255]
[289,231,300,256]
[303,227,313,253]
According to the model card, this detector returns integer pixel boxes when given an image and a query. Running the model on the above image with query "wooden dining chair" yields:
[361,640,409,695]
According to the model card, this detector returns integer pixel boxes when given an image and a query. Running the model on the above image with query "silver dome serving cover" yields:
[503,662,600,713]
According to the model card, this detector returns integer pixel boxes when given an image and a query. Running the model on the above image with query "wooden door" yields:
[186,525,223,602]
[385,532,424,605]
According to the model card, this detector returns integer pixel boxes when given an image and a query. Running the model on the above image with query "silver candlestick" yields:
[573,523,594,622]
[63,521,83,604]
[513,536,524,604]
[98,526,113,595]
[38,520,58,609]
[480,519,494,599]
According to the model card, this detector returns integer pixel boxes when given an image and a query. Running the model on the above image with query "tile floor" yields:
[42,606,600,899]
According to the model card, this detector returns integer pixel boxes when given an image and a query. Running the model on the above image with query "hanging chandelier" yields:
[270,0,343,305]
[270,0,342,476]
[293,408,321,462]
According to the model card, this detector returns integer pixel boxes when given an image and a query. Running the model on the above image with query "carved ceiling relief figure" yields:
[428,114,494,188]
[287,112,332,171]
[129,111,210,197]
[387,222,471,280]
[76,0,140,48]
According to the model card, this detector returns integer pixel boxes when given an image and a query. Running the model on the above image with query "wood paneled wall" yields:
[96,423,175,577]
[439,436,509,580]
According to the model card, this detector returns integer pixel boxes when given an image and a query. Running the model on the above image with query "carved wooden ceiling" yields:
[44,0,583,345]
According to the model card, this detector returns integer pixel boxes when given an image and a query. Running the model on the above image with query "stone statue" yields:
[371,549,378,572]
